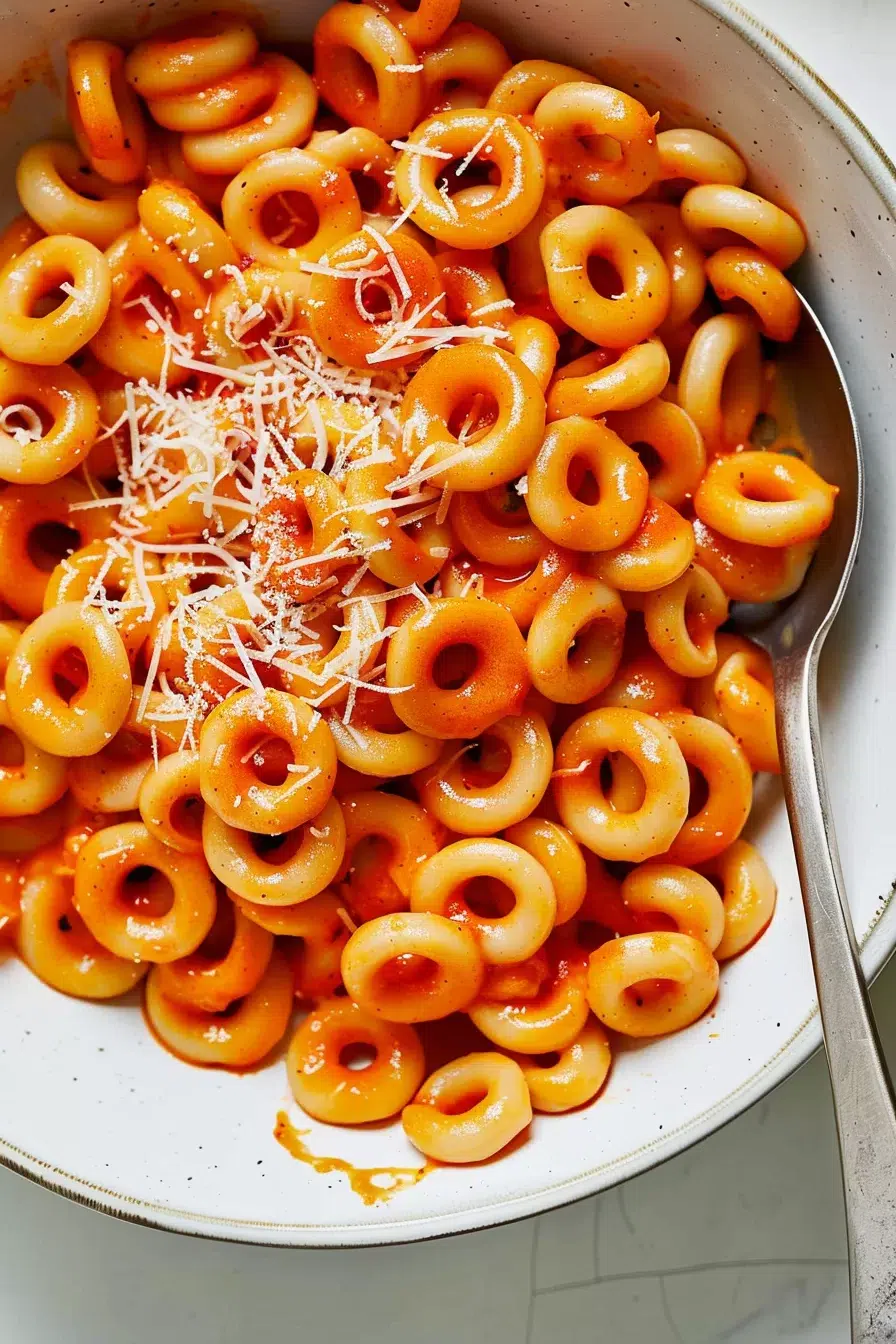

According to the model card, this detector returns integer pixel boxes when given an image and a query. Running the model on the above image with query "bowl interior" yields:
[1,0,895,1246]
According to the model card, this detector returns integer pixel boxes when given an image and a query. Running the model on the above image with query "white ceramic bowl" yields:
[1,0,895,1248]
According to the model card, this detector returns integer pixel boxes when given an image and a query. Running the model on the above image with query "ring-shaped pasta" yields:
[0,234,111,366]
[147,62,280,133]
[479,947,551,1002]
[137,179,239,277]
[326,685,443,778]
[449,482,543,570]
[693,518,816,603]
[221,148,362,269]
[506,316,559,390]
[0,356,99,484]
[307,126,398,214]
[416,708,554,835]
[589,645,686,715]
[503,817,587,923]
[527,574,627,704]
[534,82,659,205]
[586,930,719,1036]
[624,201,707,333]
[386,595,530,739]
[67,39,147,185]
[400,344,546,491]
[700,838,777,961]
[145,128,227,209]
[587,496,695,592]
[125,13,260,100]
[514,1019,611,1113]
[288,997,425,1123]
[199,688,337,835]
[468,939,590,1051]
[313,3,424,141]
[546,339,670,421]
[705,246,801,343]
[253,467,350,601]
[695,450,837,547]
[0,693,67,816]
[527,416,649,551]
[420,22,511,114]
[439,545,575,630]
[138,749,204,854]
[621,861,725,950]
[307,228,445,368]
[337,789,440,922]
[341,910,484,1021]
[394,109,545,249]
[278,578,389,709]
[643,562,728,677]
[686,630,762,725]
[67,691,182,812]
[0,477,113,619]
[369,0,459,49]
[541,205,671,348]
[6,603,132,757]
[656,128,747,187]
[202,796,346,906]
[436,247,511,329]
[402,1051,531,1161]
[410,837,556,963]
[144,949,293,1067]
[204,263,311,368]
[487,59,598,116]
[714,648,780,774]
[16,141,139,250]
[151,894,274,1012]
[658,710,753,864]
[90,226,206,385]
[552,706,690,861]
[608,397,706,508]
[681,184,806,269]
[73,819,217,963]
[17,868,148,999]
[182,56,319,177]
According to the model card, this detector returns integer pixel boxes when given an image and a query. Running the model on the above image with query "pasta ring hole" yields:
[0,399,51,441]
[686,765,710,818]
[578,133,623,162]
[532,1050,562,1068]
[105,728,153,767]
[586,255,625,300]
[437,1086,490,1116]
[27,520,81,573]
[339,1041,378,1071]
[170,793,205,842]
[378,951,438,989]
[432,641,479,690]
[357,277,399,321]
[121,864,175,917]
[51,646,89,704]
[59,161,103,200]
[194,896,236,961]
[129,274,181,328]
[458,734,511,786]
[0,726,25,769]
[249,830,305,865]
[568,617,617,669]
[567,455,600,506]
[461,874,516,918]
[626,976,677,1009]
[630,439,663,479]
[446,390,499,445]
[350,171,385,212]
[241,733,294,787]
[575,919,611,952]
[347,832,395,881]
[260,191,320,250]
[437,157,499,200]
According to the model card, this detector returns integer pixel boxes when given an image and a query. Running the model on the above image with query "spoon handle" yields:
[776,648,896,1341]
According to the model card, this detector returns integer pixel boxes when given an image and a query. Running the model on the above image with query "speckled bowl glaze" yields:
[0,0,894,1248]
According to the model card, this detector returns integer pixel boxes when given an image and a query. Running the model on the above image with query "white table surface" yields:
[3,1,896,1339]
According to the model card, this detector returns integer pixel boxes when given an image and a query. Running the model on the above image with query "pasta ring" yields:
[138,749,205,854]
[656,128,747,187]
[695,450,837,547]
[386,595,530,739]
[182,56,319,177]
[16,141,139,250]
[700,838,777,961]
[705,245,801,343]
[287,997,425,1123]
[151,894,274,1012]
[0,234,111,366]
[67,39,147,185]
[0,355,99,485]
[125,13,260,100]
[313,3,424,140]
[369,0,460,49]
[487,59,598,116]
[546,339,670,421]
[468,940,590,1051]
[541,205,671,348]
[681,184,806,269]
[621,861,726,950]
[586,930,719,1036]
[74,819,217,963]
[552,706,690,861]
[534,82,659,205]
[514,1019,611,1113]
[527,416,648,552]
[503,816,587,924]
[587,496,695,592]
[608,397,706,509]
[643,562,728,678]
[202,796,346,906]
[527,574,627,704]
[402,1051,531,1161]
[341,910,485,1021]
[337,788,440,923]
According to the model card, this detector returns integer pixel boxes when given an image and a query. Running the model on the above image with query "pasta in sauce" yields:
[0,4,835,1170]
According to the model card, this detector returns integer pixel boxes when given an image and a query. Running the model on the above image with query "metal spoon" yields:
[731,291,896,1341]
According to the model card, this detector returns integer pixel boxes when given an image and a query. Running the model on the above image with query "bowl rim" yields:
[2,0,895,1248]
